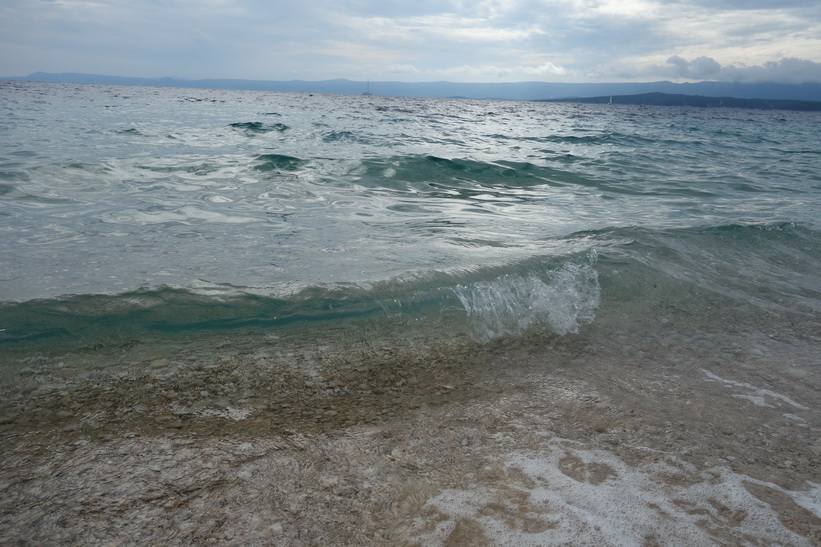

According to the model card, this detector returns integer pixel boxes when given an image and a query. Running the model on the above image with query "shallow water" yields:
[0,81,819,544]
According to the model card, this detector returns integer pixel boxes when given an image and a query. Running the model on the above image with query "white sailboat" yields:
[362,79,372,96]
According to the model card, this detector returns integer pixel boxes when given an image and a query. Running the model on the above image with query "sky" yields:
[2,0,821,84]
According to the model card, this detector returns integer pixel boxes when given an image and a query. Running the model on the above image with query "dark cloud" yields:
[665,56,821,84]
[723,57,821,84]
[667,56,722,79]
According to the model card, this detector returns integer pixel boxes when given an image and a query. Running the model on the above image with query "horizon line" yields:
[5,71,821,87]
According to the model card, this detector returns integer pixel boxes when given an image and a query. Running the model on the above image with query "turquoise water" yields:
[1,80,819,349]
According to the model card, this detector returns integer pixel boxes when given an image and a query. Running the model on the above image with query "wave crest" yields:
[454,254,600,341]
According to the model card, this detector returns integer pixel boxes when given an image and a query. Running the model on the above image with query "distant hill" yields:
[3,72,821,102]
[542,92,821,111]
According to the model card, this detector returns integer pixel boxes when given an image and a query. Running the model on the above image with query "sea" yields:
[1,80,819,545]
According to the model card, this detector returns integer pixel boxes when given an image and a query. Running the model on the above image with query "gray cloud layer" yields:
[1,0,820,83]
[664,56,821,84]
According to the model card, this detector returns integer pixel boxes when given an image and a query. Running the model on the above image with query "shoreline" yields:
[2,311,819,544]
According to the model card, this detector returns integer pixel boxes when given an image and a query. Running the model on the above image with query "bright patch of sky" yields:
[1,0,820,83]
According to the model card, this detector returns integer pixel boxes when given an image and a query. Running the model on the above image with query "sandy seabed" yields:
[1,310,819,546]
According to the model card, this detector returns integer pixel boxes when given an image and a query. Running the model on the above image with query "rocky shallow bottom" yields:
[1,311,819,545]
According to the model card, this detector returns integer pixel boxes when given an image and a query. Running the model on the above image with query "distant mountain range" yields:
[543,92,821,111]
[3,72,821,105]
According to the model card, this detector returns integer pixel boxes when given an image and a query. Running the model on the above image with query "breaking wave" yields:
[454,255,600,341]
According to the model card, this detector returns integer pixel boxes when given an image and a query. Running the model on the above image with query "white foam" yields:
[454,256,600,341]
[732,394,774,408]
[703,370,810,410]
[783,413,807,424]
[791,482,821,518]
[409,441,814,546]
[100,206,259,225]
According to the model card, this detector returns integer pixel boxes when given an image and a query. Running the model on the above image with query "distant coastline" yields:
[3,72,821,105]
[540,92,821,111]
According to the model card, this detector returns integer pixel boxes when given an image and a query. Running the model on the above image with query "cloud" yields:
[682,0,818,9]
[600,54,821,85]
[722,57,821,84]
[680,56,821,84]
[523,62,566,76]
[420,61,566,80]
[1,0,820,83]
[642,56,821,84]
[388,63,420,74]
[666,55,722,79]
